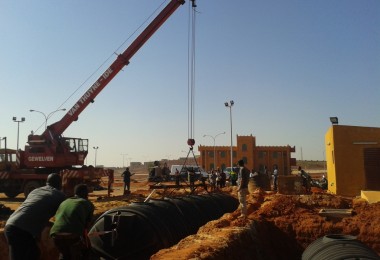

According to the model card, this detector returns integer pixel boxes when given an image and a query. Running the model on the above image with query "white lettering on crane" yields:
[68,103,80,116]
[68,67,114,116]
[28,156,54,162]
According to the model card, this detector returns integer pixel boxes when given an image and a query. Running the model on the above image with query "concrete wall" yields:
[325,125,380,197]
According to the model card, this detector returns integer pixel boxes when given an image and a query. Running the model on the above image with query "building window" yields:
[209,151,214,158]
[221,151,226,158]
[258,151,266,158]
[243,157,248,164]
[233,151,237,158]
[273,151,279,158]
[242,144,247,151]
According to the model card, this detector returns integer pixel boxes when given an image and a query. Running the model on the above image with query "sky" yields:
[1,0,379,167]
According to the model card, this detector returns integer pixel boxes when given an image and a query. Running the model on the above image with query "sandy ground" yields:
[0,174,379,259]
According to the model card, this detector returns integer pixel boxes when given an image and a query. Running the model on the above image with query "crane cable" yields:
[35,1,168,134]
[187,0,197,147]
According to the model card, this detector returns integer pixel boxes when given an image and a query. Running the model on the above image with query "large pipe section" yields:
[89,193,238,260]
[302,234,380,260]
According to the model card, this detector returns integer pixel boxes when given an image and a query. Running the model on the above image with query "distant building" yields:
[325,125,380,197]
[198,134,296,175]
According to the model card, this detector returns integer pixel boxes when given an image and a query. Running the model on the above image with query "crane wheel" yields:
[23,181,41,198]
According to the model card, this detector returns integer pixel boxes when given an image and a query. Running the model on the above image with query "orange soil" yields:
[0,177,379,259]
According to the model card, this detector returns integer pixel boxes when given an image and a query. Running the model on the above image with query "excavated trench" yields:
[150,191,380,260]
[1,184,379,259]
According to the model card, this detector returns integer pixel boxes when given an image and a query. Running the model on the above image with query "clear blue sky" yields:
[1,0,379,167]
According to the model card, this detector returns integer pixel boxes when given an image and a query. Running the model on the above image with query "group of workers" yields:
[4,173,94,260]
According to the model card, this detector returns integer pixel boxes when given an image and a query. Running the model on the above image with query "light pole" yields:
[93,146,99,166]
[121,153,128,168]
[127,157,132,167]
[224,100,234,170]
[12,117,25,150]
[29,108,66,130]
[1,137,7,163]
[203,132,225,169]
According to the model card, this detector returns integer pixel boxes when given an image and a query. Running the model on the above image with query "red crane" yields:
[21,0,186,169]
[0,0,190,198]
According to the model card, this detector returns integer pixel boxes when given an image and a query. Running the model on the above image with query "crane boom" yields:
[23,0,186,169]
[48,0,185,138]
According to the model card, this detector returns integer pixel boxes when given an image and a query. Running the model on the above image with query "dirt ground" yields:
[0,173,379,259]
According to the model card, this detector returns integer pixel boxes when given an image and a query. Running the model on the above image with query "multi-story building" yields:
[198,134,296,175]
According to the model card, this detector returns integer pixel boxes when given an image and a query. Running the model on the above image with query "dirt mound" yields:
[0,179,379,259]
[152,192,380,259]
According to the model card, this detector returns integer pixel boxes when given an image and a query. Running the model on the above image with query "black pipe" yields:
[302,234,380,260]
[89,193,238,260]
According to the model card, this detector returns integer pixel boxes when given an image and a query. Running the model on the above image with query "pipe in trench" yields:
[88,193,239,260]
[302,234,380,260]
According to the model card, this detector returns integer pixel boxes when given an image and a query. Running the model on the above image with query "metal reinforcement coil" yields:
[302,234,380,260]
[89,193,238,260]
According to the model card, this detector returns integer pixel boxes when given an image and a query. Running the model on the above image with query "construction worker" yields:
[298,166,311,193]
[121,167,135,195]
[50,184,94,260]
[4,173,66,260]
[237,159,250,219]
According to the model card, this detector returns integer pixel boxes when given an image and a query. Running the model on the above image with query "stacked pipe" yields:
[89,193,239,260]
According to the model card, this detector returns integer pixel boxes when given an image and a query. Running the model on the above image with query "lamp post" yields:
[29,108,66,130]
[203,132,225,169]
[127,157,132,167]
[1,137,7,163]
[12,117,25,150]
[93,146,99,166]
[121,153,128,168]
[224,100,234,171]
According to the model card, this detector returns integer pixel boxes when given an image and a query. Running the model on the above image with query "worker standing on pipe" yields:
[237,159,250,219]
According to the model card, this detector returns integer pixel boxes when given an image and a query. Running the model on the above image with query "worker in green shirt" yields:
[50,184,94,260]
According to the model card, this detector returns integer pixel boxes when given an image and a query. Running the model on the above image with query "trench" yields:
[89,191,380,260]
[1,189,379,260]
[149,192,380,260]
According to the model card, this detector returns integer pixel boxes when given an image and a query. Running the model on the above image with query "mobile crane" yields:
[0,0,187,198]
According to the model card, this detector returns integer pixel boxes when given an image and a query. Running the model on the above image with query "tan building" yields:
[325,125,380,197]
[198,134,296,175]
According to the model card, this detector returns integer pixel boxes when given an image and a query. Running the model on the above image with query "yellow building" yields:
[198,134,296,175]
[325,125,380,197]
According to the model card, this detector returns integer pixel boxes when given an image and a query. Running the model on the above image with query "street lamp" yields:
[224,100,234,171]
[1,137,7,163]
[93,146,99,167]
[121,153,128,168]
[12,117,25,150]
[203,132,225,169]
[29,108,66,130]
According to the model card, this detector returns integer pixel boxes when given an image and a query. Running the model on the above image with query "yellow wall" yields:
[325,125,380,197]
